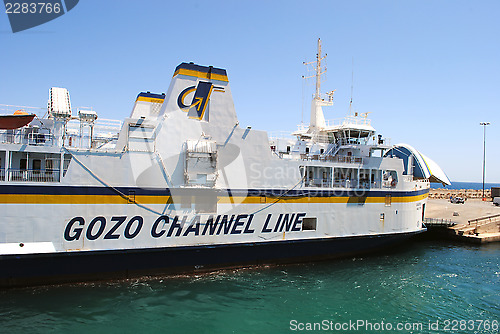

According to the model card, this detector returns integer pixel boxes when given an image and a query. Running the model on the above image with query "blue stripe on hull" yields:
[0,184,428,198]
[0,231,423,288]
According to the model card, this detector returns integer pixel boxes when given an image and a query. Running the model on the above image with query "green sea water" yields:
[0,240,498,334]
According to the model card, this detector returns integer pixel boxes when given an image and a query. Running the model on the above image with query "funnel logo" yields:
[4,0,79,33]
[177,81,225,121]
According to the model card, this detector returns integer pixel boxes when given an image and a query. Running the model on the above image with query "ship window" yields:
[302,217,317,231]
[383,170,398,188]
[286,146,291,153]
[304,166,332,187]
[305,147,310,154]
[371,170,382,188]
[320,148,324,154]
[334,167,359,188]
[33,159,41,174]
[20,159,27,170]
[359,169,371,189]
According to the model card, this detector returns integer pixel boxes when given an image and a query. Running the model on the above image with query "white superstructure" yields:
[0,41,450,287]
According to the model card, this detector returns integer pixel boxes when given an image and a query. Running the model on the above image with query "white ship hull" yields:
[0,184,428,287]
[0,49,448,287]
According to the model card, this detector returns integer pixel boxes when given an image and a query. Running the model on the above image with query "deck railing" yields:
[7,169,60,182]
[0,129,54,146]
[299,154,363,164]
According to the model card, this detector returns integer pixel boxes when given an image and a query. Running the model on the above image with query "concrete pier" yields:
[425,198,500,244]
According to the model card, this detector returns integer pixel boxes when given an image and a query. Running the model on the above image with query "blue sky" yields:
[1,0,499,182]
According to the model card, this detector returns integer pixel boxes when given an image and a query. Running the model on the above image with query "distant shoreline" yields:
[429,188,492,199]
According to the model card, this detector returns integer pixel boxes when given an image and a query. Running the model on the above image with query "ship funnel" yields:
[158,63,238,125]
[130,92,165,120]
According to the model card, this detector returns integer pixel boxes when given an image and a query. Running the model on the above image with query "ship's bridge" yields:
[292,113,377,145]
[323,114,375,139]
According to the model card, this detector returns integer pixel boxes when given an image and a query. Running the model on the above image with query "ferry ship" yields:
[0,39,449,287]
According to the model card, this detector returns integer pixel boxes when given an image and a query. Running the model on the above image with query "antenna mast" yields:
[349,57,354,115]
[302,38,334,131]
[304,38,327,100]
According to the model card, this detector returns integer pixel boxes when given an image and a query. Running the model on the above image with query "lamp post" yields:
[480,122,490,199]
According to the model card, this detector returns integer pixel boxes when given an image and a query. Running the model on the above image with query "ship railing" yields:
[299,154,363,164]
[0,129,55,146]
[324,116,372,127]
[7,169,60,182]
[27,132,55,146]
[268,131,295,142]
[305,180,383,190]
[0,168,4,180]
[66,118,122,136]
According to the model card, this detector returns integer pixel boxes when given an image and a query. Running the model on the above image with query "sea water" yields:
[431,182,500,190]
[0,240,498,334]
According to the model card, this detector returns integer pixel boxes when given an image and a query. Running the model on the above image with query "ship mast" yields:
[314,38,325,100]
[303,38,333,132]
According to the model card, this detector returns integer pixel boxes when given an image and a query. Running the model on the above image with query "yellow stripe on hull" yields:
[0,193,428,205]
[217,193,428,204]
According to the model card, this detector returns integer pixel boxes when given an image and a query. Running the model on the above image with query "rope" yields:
[63,148,307,220]
[249,175,306,215]
[62,147,171,217]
